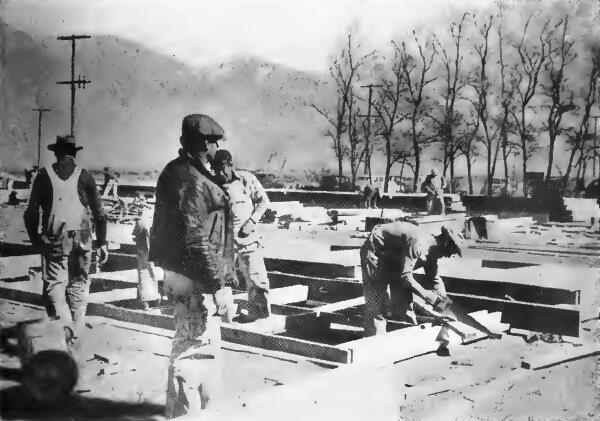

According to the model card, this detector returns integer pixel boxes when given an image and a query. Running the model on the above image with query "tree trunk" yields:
[466,151,473,194]
[546,114,556,182]
[413,139,420,192]
[384,136,391,193]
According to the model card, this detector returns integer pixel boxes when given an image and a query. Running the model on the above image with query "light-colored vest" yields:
[46,166,88,234]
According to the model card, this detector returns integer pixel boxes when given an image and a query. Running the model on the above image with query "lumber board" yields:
[86,302,175,330]
[220,324,352,364]
[447,292,580,337]
[521,341,600,370]
[264,257,359,279]
[268,271,363,302]
[233,285,309,306]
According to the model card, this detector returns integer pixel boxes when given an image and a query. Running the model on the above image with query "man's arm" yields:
[179,180,221,289]
[247,172,270,223]
[23,171,47,246]
[81,170,107,245]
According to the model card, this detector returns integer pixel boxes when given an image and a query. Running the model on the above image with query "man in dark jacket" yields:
[24,135,108,342]
[150,114,235,418]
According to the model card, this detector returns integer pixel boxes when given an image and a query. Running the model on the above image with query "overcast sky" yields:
[3,0,486,72]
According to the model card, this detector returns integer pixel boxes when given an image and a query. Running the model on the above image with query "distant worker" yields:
[24,167,36,188]
[421,169,446,215]
[132,213,160,310]
[102,167,120,200]
[362,184,373,209]
[150,114,235,418]
[360,221,462,356]
[370,185,380,209]
[7,190,26,206]
[24,135,109,344]
[213,149,272,323]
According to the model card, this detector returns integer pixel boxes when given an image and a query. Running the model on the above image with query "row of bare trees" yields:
[311,2,600,197]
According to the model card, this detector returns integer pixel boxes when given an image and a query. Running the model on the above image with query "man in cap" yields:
[24,135,109,342]
[212,149,272,324]
[132,211,160,310]
[150,114,235,418]
[421,169,446,215]
[360,220,463,356]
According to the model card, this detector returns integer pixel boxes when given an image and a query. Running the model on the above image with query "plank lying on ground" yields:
[233,285,309,306]
[87,288,138,303]
[268,271,363,302]
[0,285,44,306]
[86,301,352,363]
[221,324,352,364]
[521,341,600,370]
[86,302,175,330]
[264,257,359,279]
[448,292,580,337]
[0,254,41,280]
[469,243,600,258]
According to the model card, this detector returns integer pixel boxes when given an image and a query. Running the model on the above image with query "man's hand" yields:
[96,244,109,265]
[214,286,236,322]
[238,219,256,238]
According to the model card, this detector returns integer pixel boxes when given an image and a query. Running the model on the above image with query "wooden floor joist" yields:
[448,292,581,337]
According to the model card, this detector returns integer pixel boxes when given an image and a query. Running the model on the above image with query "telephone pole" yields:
[32,107,51,167]
[359,83,382,182]
[592,115,599,180]
[56,34,91,136]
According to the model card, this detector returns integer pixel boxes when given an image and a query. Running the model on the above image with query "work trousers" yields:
[163,270,225,419]
[102,179,119,199]
[235,245,270,320]
[360,245,449,343]
[136,250,159,302]
[41,229,92,337]
[426,195,445,215]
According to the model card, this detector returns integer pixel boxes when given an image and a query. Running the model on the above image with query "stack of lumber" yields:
[563,198,600,225]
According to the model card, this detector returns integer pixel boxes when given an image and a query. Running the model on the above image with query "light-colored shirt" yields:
[224,170,270,250]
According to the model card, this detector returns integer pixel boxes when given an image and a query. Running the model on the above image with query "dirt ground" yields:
[1,203,599,420]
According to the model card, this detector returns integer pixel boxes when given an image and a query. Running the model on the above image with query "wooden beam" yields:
[447,293,580,337]
[220,324,352,364]
[268,272,363,302]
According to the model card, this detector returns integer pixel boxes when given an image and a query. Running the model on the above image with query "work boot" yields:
[436,340,451,357]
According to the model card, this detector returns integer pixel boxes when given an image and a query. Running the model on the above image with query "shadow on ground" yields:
[0,384,165,421]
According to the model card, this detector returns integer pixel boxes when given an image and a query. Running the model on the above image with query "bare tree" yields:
[564,47,600,181]
[346,88,367,188]
[471,14,497,196]
[373,46,408,194]
[396,32,437,192]
[311,34,371,179]
[434,13,470,192]
[456,111,480,194]
[542,16,577,182]
[497,9,519,193]
[510,14,551,197]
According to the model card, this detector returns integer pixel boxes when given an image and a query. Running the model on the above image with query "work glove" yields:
[423,290,451,312]
[36,234,63,258]
[238,219,256,238]
[94,243,109,265]
[213,286,237,323]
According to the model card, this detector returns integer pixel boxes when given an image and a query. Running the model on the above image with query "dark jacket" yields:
[23,163,107,247]
[149,150,233,292]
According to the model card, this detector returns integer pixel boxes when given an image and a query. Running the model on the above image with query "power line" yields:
[56,34,91,136]
[32,107,51,167]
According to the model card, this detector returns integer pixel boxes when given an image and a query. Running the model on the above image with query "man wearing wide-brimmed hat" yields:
[24,134,108,343]
[150,114,235,418]
[360,220,463,356]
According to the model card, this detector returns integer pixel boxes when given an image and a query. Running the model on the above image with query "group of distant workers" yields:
[361,169,446,215]
[21,113,465,417]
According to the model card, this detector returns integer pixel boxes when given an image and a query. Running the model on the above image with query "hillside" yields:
[0,22,335,173]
